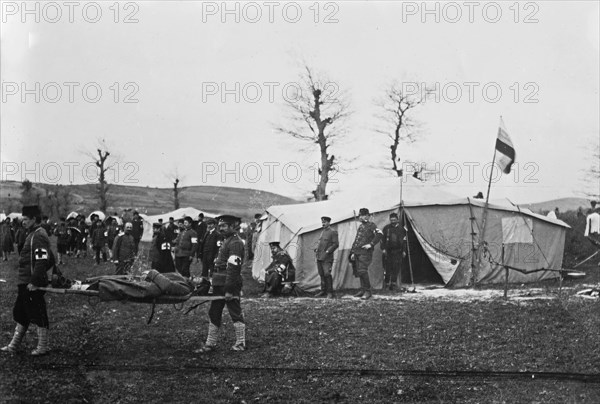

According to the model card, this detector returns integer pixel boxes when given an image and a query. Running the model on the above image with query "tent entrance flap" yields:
[411,225,461,284]
[403,219,445,285]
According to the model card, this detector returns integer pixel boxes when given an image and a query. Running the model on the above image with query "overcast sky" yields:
[1,1,599,203]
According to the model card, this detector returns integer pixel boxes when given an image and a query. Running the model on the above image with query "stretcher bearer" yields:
[1,205,52,356]
[196,215,246,353]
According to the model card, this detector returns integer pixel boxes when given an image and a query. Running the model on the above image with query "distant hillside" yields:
[522,197,592,214]
[0,181,300,220]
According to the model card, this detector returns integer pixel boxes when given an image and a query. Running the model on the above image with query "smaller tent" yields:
[141,207,218,242]
[86,211,106,224]
[8,212,23,221]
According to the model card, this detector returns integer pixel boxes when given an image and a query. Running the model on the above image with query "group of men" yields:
[1,205,248,355]
[261,207,407,300]
[147,215,222,280]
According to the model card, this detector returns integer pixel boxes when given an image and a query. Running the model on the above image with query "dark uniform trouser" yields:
[265,271,283,294]
[208,286,244,327]
[201,258,214,278]
[13,284,49,328]
[317,260,332,277]
[384,249,402,285]
[175,256,192,277]
[94,246,107,264]
[356,253,372,291]
[115,259,134,275]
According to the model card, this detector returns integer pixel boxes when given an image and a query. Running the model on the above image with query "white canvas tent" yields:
[252,178,569,290]
[140,207,218,242]
[8,212,23,221]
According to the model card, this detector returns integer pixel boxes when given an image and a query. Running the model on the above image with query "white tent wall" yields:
[140,207,218,242]
[252,207,401,291]
[252,199,569,290]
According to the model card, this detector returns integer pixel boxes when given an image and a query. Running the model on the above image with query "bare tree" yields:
[166,168,185,210]
[173,178,180,210]
[580,138,600,199]
[275,65,351,201]
[20,179,42,206]
[375,81,432,177]
[85,139,117,212]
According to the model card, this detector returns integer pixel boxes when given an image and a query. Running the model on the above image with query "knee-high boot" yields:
[326,275,335,299]
[31,326,50,356]
[232,322,246,351]
[195,322,220,353]
[1,323,28,353]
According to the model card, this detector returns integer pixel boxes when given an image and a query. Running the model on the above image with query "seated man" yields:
[263,241,296,297]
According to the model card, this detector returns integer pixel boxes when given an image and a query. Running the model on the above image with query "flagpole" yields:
[474,117,501,285]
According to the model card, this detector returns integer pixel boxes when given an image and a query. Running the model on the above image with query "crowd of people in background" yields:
[0,210,260,277]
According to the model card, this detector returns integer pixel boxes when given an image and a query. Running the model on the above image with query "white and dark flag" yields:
[495,118,516,174]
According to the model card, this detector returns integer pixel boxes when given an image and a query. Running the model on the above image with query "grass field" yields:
[1,241,599,403]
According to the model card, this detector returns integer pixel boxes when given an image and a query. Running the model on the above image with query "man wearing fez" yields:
[196,215,246,353]
[314,216,339,298]
[174,216,198,278]
[2,205,53,356]
[381,212,407,291]
[263,241,296,298]
[350,208,383,300]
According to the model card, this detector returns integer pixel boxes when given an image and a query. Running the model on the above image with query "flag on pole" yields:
[495,117,516,174]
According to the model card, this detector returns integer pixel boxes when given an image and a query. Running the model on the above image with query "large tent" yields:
[252,178,569,290]
[141,207,218,242]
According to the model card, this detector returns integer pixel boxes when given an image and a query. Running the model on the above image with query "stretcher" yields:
[38,270,238,324]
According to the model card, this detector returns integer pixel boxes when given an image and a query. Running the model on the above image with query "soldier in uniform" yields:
[1,205,53,356]
[350,208,383,300]
[173,216,198,278]
[263,241,296,297]
[199,218,223,279]
[380,212,407,291]
[314,216,339,298]
[196,215,246,353]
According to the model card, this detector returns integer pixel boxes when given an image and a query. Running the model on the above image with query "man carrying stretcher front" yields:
[196,214,246,353]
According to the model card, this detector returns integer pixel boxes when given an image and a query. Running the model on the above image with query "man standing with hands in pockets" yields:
[314,216,339,299]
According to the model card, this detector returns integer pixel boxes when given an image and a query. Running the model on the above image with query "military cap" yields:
[358,208,370,216]
[206,218,217,225]
[152,222,162,229]
[22,205,41,218]
[269,241,280,247]
[169,217,174,221]
[389,212,398,219]
[183,216,193,223]
[198,213,204,218]
[217,215,241,225]
[254,213,262,219]
[321,216,332,222]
